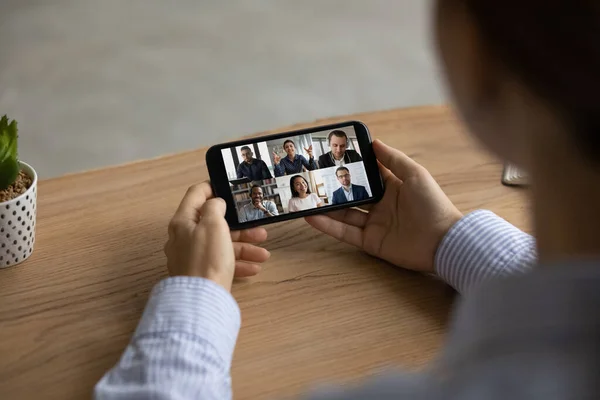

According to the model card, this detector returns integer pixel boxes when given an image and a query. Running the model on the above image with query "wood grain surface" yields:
[0,105,531,399]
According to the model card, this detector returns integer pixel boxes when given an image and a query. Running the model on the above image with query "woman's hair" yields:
[464,1,600,159]
[283,139,295,149]
[289,175,311,197]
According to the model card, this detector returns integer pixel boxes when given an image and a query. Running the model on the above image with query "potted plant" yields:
[0,115,37,268]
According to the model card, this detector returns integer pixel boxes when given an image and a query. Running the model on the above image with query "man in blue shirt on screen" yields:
[331,166,369,205]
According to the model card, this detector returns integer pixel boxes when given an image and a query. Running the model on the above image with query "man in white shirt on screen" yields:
[317,130,363,168]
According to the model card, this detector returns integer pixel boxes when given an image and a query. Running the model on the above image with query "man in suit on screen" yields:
[331,167,370,205]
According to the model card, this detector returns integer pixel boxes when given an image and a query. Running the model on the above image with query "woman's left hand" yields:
[304,145,313,158]
[164,182,270,292]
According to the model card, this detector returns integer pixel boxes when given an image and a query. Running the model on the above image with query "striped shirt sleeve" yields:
[434,210,537,295]
[94,276,240,400]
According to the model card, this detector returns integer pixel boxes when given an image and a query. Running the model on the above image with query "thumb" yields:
[373,139,422,180]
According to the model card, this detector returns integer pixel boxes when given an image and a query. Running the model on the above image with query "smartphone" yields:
[206,120,384,229]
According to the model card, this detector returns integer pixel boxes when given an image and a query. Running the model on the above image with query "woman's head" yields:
[434,0,600,169]
[290,175,310,197]
[283,140,296,157]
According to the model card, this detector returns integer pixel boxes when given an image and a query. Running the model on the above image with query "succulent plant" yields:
[0,115,19,191]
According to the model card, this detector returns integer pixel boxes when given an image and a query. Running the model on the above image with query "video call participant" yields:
[273,139,317,177]
[238,184,279,222]
[236,146,273,181]
[287,175,323,212]
[317,129,363,168]
[331,167,370,205]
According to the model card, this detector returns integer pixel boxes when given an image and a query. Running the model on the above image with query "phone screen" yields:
[207,121,383,228]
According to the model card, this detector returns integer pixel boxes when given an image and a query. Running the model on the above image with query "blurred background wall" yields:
[0,0,445,178]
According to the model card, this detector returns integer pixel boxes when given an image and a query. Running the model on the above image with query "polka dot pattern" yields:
[0,163,37,269]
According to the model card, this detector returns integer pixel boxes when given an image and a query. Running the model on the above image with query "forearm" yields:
[434,210,537,295]
[94,277,240,400]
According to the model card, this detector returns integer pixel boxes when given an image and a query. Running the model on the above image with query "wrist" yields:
[193,268,233,292]
[169,263,233,292]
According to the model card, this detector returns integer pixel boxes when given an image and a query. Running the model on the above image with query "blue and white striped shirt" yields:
[100,209,596,400]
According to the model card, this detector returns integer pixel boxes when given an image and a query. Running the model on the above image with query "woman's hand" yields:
[164,182,271,292]
[272,152,281,165]
[304,145,313,158]
[305,140,463,273]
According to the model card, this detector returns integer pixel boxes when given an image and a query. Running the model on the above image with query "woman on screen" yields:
[287,175,323,212]
[273,140,318,177]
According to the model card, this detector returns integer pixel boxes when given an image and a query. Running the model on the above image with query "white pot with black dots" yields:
[0,161,37,268]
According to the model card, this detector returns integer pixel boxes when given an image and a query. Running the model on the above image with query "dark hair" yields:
[328,130,348,145]
[289,175,311,197]
[336,166,350,177]
[240,146,251,153]
[463,1,600,159]
[283,139,295,149]
[249,184,262,195]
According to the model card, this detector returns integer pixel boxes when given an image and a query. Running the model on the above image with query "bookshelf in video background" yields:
[230,178,284,214]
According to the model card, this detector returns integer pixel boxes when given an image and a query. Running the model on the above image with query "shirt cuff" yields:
[134,276,241,367]
[434,209,536,295]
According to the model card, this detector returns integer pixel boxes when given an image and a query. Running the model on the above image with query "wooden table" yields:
[0,105,530,399]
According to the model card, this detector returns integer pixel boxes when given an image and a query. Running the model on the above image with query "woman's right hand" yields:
[305,140,463,273]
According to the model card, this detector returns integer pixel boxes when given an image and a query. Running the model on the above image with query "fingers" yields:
[304,214,364,248]
[233,242,271,263]
[373,139,421,181]
[234,261,262,277]
[231,227,268,243]
[321,208,368,228]
[173,182,214,223]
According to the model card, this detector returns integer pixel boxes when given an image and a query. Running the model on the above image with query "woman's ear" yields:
[434,0,527,163]
[435,0,500,125]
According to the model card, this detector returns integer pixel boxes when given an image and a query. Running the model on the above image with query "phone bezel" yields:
[206,120,384,230]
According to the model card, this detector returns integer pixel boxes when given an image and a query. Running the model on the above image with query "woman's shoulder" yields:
[311,193,321,202]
